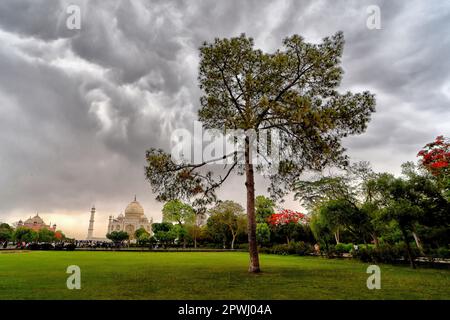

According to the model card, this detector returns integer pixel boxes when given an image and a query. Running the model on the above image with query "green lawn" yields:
[0,251,449,299]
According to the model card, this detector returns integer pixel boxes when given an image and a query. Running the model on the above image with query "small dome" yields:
[124,198,144,218]
[25,214,44,224]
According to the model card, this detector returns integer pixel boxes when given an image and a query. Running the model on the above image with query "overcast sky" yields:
[0,0,449,239]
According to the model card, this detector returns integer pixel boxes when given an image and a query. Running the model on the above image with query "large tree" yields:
[0,223,13,245]
[38,228,56,243]
[295,161,380,245]
[106,231,129,247]
[417,135,450,200]
[13,227,38,243]
[207,200,247,249]
[145,32,375,272]
[162,199,196,248]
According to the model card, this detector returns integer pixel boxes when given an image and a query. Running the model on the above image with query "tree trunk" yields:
[245,136,260,273]
[194,233,197,249]
[231,233,236,250]
[401,229,416,269]
[179,222,186,249]
[412,231,423,253]
[334,229,340,244]
[324,240,329,257]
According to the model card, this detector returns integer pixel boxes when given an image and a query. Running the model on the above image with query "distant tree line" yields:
[298,136,450,268]
[0,224,67,249]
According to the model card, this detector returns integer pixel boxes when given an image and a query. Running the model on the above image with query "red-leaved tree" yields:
[268,209,308,244]
[418,135,450,174]
[417,135,450,199]
[268,209,307,226]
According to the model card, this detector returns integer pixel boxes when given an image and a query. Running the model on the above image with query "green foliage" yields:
[335,243,353,255]
[106,231,129,244]
[135,228,150,245]
[352,243,421,264]
[162,199,196,248]
[13,227,38,243]
[37,228,56,243]
[294,161,374,210]
[261,241,313,256]
[196,32,375,200]
[162,199,195,225]
[134,227,149,240]
[319,199,372,243]
[207,200,247,249]
[255,196,275,223]
[154,229,177,247]
[256,223,271,245]
[151,222,176,247]
[152,222,173,234]
[0,223,13,242]
[309,211,334,246]
[431,247,450,259]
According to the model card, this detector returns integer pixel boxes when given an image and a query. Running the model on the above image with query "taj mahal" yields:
[86,196,153,241]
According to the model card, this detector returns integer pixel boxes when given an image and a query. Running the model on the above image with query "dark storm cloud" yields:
[0,0,449,237]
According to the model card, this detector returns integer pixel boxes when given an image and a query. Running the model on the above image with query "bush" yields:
[428,247,450,259]
[262,241,313,256]
[335,243,353,256]
[436,247,450,259]
[352,243,421,263]
[270,244,290,255]
[235,243,249,251]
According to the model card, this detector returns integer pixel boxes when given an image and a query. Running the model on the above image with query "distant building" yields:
[107,196,153,239]
[17,214,56,232]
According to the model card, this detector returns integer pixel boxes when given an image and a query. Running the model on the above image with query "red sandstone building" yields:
[17,214,56,232]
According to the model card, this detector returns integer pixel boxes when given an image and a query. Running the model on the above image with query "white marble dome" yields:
[124,198,144,219]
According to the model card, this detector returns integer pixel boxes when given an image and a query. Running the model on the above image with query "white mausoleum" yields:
[107,196,153,239]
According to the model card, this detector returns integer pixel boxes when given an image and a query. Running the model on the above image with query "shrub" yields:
[262,241,313,256]
[428,247,450,259]
[352,243,421,264]
[235,243,249,251]
[292,241,313,256]
[270,244,290,255]
[335,243,353,256]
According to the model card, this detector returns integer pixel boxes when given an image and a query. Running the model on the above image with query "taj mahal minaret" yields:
[87,206,95,240]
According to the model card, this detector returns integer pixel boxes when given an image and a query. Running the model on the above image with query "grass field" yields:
[0,251,449,300]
